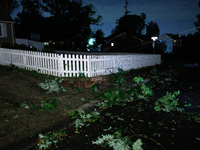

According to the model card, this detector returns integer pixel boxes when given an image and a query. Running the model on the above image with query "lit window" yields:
[44,42,49,46]
[111,43,114,46]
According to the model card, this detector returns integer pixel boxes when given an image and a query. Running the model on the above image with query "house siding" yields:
[158,34,181,53]
[0,22,15,45]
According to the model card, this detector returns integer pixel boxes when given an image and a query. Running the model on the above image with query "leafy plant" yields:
[36,130,66,150]
[150,66,158,75]
[92,131,143,150]
[74,86,81,93]
[38,77,66,93]
[112,68,126,85]
[70,108,100,129]
[40,98,57,111]
[78,72,86,78]
[92,83,99,92]
[154,91,184,112]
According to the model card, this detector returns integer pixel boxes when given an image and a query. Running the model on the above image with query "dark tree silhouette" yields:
[42,0,102,40]
[194,1,200,33]
[114,13,146,35]
[15,0,44,39]
[146,21,160,37]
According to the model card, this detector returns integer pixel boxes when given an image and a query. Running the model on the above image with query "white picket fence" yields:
[0,48,161,77]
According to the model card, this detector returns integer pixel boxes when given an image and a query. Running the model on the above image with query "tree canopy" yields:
[194,1,200,33]
[15,0,102,41]
[146,21,160,37]
[15,0,43,39]
[113,13,146,35]
[9,0,19,15]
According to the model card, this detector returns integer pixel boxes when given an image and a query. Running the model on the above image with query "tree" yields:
[42,0,102,39]
[94,29,105,45]
[146,21,160,37]
[9,0,19,15]
[15,0,44,39]
[114,13,146,35]
[124,0,131,16]
[194,1,200,33]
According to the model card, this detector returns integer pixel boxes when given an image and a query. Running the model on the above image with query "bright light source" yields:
[88,38,96,46]
[151,37,158,41]
[111,43,114,46]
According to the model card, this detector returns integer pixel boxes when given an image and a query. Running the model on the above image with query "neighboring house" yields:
[0,0,15,46]
[102,32,152,53]
[15,38,44,51]
[43,34,88,51]
[15,32,44,51]
[157,34,182,53]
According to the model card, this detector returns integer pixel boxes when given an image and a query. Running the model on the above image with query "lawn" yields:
[0,63,200,150]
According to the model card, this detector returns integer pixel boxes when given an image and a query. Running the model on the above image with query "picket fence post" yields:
[88,55,91,77]
[57,54,64,77]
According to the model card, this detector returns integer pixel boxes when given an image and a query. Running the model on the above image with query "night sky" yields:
[12,0,200,37]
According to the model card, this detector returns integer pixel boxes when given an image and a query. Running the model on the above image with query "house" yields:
[0,0,15,46]
[43,34,88,51]
[102,32,152,53]
[157,34,182,53]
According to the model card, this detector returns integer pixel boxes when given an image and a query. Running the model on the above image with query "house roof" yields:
[0,1,14,22]
[107,32,151,43]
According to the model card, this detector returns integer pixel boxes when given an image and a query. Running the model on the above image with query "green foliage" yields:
[133,76,144,84]
[40,98,57,111]
[92,131,143,150]
[154,91,184,112]
[69,108,100,129]
[150,66,158,75]
[36,130,64,150]
[112,68,126,85]
[74,86,81,93]
[78,72,86,78]
[37,77,66,93]
[131,77,153,100]
[92,83,99,92]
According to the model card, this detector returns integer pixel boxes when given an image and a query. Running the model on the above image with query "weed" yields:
[112,68,126,85]
[38,77,66,93]
[69,108,100,129]
[36,130,66,150]
[92,131,143,150]
[78,72,86,78]
[154,91,184,112]
[92,83,99,92]
[74,86,81,93]
[40,98,57,111]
